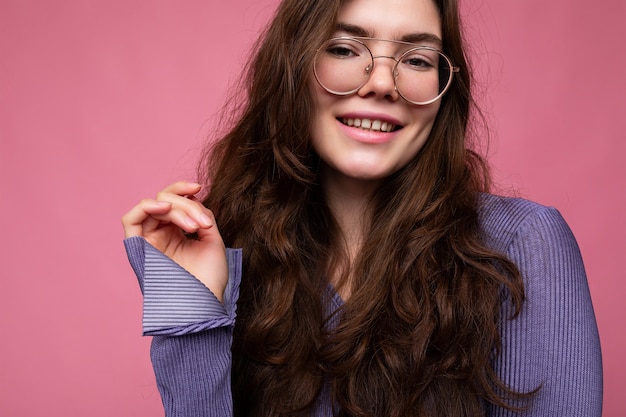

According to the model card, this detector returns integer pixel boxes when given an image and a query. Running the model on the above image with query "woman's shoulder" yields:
[478,196,602,416]
[477,192,589,306]
[476,193,575,255]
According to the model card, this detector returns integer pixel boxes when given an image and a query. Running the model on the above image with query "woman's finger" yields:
[159,181,203,197]
[188,195,215,228]
[121,199,172,238]
[154,190,213,230]
[193,206,221,243]
[122,182,212,238]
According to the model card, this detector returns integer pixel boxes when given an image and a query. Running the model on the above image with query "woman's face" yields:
[310,0,443,189]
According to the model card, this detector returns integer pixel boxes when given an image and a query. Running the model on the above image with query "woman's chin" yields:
[325,163,395,185]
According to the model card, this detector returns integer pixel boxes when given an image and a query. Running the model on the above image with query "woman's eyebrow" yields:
[335,22,443,48]
[335,22,371,37]
[400,33,442,48]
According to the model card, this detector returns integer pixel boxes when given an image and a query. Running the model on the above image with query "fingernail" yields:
[155,201,171,207]
[185,217,199,228]
[199,214,213,227]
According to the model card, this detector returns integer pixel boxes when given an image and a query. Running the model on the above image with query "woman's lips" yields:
[339,117,397,133]
[336,117,401,144]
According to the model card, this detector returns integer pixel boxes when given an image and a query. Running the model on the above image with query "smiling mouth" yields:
[339,117,400,132]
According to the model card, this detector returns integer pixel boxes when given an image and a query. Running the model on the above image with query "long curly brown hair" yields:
[199,0,530,415]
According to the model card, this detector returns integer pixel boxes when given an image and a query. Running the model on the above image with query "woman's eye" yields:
[327,45,357,58]
[403,56,433,69]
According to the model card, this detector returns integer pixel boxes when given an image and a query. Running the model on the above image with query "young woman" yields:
[122,0,602,416]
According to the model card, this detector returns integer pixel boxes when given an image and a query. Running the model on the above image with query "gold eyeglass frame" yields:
[313,36,461,106]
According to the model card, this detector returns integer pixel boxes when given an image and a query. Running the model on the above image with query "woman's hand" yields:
[121,181,229,302]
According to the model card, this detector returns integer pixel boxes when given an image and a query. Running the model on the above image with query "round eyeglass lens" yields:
[314,38,454,105]
[314,38,373,96]
[394,47,454,105]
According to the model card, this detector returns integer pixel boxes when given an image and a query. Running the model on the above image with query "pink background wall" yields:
[1,0,624,416]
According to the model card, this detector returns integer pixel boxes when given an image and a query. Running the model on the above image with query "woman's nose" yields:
[357,56,400,101]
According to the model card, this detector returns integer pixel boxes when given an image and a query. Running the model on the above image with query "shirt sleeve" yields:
[124,236,242,336]
[124,236,242,417]
[488,206,603,416]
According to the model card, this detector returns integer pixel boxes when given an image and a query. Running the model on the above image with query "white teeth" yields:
[342,118,395,132]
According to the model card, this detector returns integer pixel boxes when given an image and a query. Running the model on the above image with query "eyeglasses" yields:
[313,37,460,106]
